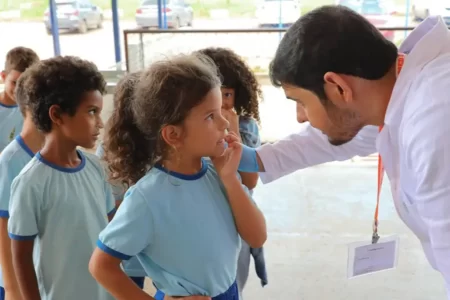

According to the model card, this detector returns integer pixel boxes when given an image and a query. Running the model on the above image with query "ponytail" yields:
[103,72,152,186]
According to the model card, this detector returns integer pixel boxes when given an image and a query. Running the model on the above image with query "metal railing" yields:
[123,26,419,73]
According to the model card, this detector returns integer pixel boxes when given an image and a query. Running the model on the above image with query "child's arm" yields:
[213,133,267,248]
[0,166,22,300]
[8,178,41,300]
[89,249,153,300]
[11,240,40,300]
[0,219,22,300]
[222,176,267,248]
[90,188,154,299]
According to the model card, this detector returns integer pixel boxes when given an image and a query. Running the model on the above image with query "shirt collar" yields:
[384,16,450,125]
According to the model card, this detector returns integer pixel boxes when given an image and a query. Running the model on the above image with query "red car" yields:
[337,0,395,41]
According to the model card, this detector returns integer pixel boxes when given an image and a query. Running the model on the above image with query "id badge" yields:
[347,235,399,278]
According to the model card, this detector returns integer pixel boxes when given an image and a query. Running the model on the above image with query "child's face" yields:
[180,86,229,158]
[57,91,104,149]
[1,70,22,102]
[221,87,235,110]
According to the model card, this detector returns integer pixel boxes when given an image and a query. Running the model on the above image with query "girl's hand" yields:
[211,132,243,180]
[164,296,211,300]
[221,108,240,136]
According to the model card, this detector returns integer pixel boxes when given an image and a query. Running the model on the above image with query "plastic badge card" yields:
[347,235,400,278]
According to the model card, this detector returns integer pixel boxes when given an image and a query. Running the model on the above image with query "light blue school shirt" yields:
[95,143,146,277]
[0,103,23,152]
[239,117,260,149]
[0,136,35,288]
[8,151,116,300]
[97,159,243,297]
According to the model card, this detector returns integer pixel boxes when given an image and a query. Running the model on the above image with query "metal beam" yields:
[111,0,121,68]
[49,0,61,56]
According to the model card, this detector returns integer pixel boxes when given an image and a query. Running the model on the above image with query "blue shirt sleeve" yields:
[239,117,261,148]
[97,187,153,260]
[8,176,40,240]
[0,160,15,218]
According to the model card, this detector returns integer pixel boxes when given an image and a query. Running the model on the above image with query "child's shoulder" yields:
[81,150,106,177]
[0,138,24,164]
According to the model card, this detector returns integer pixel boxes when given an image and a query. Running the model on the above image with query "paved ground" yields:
[101,86,447,299]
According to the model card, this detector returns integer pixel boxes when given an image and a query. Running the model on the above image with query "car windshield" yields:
[56,3,76,10]
[141,0,158,5]
[339,0,388,15]
[361,0,387,14]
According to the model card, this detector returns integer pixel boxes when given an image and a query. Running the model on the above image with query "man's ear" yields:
[0,71,6,83]
[323,72,353,108]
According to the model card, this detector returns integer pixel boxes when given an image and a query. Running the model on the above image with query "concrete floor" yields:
[101,87,447,300]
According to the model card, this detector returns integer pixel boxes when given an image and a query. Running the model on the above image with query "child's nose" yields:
[222,115,230,130]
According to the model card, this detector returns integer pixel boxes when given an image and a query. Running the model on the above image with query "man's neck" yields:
[365,63,398,127]
[0,92,15,107]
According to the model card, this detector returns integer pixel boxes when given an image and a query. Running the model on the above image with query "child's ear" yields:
[161,125,183,148]
[48,105,64,127]
[0,71,6,83]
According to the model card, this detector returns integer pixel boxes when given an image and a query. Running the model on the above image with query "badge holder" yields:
[347,142,400,279]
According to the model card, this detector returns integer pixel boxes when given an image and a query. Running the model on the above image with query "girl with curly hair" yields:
[195,47,268,299]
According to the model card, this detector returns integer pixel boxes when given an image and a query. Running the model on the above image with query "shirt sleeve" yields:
[257,124,378,183]
[239,117,261,148]
[402,80,450,288]
[8,176,40,240]
[97,187,153,260]
[0,161,15,218]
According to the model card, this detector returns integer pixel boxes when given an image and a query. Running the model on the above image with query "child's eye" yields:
[224,93,232,98]
[89,109,97,115]
[206,113,214,120]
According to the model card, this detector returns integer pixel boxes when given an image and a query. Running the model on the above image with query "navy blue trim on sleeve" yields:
[96,239,132,260]
[0,210,9,218]
[107,208,116,216]
[8,233,37,241]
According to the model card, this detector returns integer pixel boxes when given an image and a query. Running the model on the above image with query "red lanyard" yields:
[372,53,406,244]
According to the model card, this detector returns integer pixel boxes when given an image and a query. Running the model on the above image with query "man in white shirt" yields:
[238,5,450,297]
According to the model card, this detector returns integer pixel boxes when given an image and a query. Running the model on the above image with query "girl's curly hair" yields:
[196,47,262,122]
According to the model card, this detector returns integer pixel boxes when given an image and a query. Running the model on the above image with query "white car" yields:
[412,0,450,24]
[256,0,301,28]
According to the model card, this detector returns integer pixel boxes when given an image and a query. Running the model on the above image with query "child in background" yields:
[7,56,115,300]
[89,54,267,300]
[197,47,267,299]
[0,47,39,152]
[0,70,44,300]
[95,71,147,289]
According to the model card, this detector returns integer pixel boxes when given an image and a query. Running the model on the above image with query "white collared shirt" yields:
[257,16,450,296]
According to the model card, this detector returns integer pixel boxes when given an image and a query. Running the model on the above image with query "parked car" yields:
[255,0,301,28]
[44,0,103,34]
[412,0,450,24]
[338,0,395,41]
[135,0,194,29]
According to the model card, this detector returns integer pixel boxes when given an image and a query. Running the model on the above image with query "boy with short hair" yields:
[7,56,115,300]
[0,70,44,300]
[0,47,39,152]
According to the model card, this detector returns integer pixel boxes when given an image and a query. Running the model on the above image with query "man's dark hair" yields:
[4,47,40,73]
[269,5,398,100]
[23,56,106,133]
